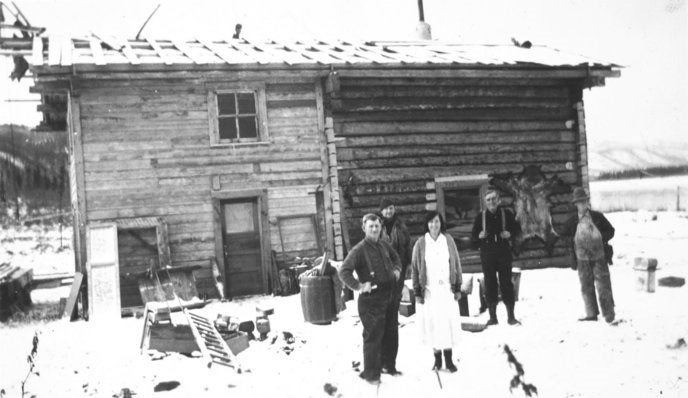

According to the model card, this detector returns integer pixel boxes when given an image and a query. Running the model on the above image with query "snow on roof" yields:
[28,35,619,69]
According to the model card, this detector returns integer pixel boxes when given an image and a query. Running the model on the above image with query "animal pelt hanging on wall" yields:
[491,165,570,256]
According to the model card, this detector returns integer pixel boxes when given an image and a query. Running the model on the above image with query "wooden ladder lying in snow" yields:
[184,309,242,372]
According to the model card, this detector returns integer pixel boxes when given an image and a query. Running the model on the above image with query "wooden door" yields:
[221,198,263,296]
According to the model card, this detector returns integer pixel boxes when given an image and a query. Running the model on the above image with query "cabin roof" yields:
[23,36,619,70]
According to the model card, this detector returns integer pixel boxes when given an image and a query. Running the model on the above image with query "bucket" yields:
[299,276,336,324]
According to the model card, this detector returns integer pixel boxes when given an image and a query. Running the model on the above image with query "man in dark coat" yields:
[559,187,616,323]
[339,213,402,384]
[471,188,522,326]
[378,198,412,374]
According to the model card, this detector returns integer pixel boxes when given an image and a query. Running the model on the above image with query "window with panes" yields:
[217,92,258,142]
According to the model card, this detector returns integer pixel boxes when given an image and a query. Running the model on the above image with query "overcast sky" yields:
[1,0,686,149]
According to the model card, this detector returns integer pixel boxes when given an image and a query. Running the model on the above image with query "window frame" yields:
[435,174,489,249]
[208,83,269,147]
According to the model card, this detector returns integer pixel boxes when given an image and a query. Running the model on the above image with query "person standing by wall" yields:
[412,211,464,372]
[339,213,402,384]
[471,188,522,326]
[559,187,616,323]
[378,198,413,372]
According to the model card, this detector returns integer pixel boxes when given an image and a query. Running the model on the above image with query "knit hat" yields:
[379,198,394,210]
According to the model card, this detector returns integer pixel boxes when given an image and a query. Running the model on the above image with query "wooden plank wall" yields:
[268,186,324,263]
[77,77,324,297]
[330,76,584,272]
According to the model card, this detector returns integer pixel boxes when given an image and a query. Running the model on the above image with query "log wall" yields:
[76,77,324,300]
[329,76,584,272]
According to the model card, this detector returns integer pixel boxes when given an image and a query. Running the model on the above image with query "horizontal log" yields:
[350,180,433,196]
[331,97,570,113]
[340,77,570,87]
[338,150,576,170]
[330,104,573,120]
[330,109,575,122]
[337,142,577,160]
[338,85,569,99]
[338,131,577,149]
[340,163,572,184]
[336,120,570,135]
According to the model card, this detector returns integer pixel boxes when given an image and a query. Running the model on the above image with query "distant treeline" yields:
[0,124,69,218]
[596,165,688,181]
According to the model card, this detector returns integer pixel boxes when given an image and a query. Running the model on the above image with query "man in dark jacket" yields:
[378,198,412,375]
[339,213,402,384]
[559,187,616,323]
[471,188,522,326]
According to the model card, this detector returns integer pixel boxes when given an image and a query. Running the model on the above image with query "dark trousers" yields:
[357,285,397,379]
[481,247,515,306]
[578,259,615,321]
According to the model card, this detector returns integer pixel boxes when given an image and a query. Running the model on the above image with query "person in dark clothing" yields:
[377,198,413,374]
[471,188,522,326]
[339,213,402,384]
[379,198,413,284]
[559,187,616,323]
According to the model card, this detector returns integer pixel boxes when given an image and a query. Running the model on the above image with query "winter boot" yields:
[487,304,498,326]
[443,349,457,373]
[506,303,520,325]
[432,350,442,370]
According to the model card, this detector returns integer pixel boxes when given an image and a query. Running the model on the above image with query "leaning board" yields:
[86,223,120,321]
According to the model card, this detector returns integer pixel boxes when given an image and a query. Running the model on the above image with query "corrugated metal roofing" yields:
[30,35,618,68]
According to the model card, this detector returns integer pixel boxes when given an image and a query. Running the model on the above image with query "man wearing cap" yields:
[471,188,522,326]
[339,213,402,384]
[378,198,412,374]
[560,187,616,323]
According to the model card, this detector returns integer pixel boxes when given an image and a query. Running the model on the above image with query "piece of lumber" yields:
[62,272,84,320]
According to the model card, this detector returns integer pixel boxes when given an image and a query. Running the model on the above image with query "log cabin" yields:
[5,35,620,313]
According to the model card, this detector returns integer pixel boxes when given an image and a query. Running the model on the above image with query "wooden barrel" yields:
[299,276,336,324]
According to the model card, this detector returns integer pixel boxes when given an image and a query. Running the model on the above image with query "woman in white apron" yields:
[411,211,464,372]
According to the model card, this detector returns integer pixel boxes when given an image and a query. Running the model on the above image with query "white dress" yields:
[417,233,463,349]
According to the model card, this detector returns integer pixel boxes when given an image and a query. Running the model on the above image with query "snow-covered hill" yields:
[588,142,688,177]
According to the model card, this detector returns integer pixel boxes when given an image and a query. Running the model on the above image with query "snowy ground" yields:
[1,211,687,398]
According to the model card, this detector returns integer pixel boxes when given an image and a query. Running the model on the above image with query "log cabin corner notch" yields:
[22,37,620,315]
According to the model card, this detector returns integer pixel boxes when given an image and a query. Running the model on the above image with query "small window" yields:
[435,175,488,251]
[209,84,268,145]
